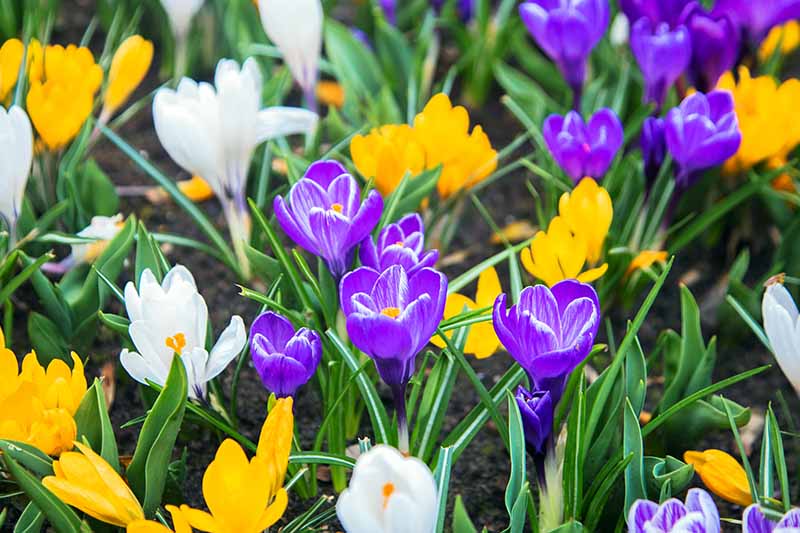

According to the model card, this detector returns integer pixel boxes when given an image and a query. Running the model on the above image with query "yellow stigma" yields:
[394,241,404,247]
[382,482,395,509]
[331,203,344,213]
[380,307,401,318]
[165,333,187,355]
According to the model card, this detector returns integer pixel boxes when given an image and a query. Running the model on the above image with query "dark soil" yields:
[5,2,799,532]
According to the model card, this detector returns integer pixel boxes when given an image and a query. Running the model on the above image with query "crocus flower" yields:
[743,504,800,533]
[640,116,666,183]
[627,250,668,275]
[0,330,87,456]
[717,67,800,175]
[153,57,318,277]
[175,398,293,532]
[431,266,502,359]
[160,0,204,40]
[0,105,33,244]
[520,216,608,287]
[273,160,383,277]
[493,280,600,399]
[684,449,753,506]
[412,93,497,198]
[679,4,739,92]
[351,124,426,196]
[712,0,800,43]
[519,0,609,103]
[43,215,125,275]
[0,38,23,101]
[664,90,741,189]
[431,0,474,21]
[380,0,397,24]
[359,213,439,276]
[542,108,624,183]
[630,18,691,108]
[250,311,322,398]
[759,21,800,62]
[516,385,553,456]
[628,489,720,533]
[620,0,691,27]
[259,0,323,110]
[26,42,103,151]
[336,445,438,533]
[119,265,247,400]
[762,281,800,395]
[557,178,612,265]
[101,35,154,121]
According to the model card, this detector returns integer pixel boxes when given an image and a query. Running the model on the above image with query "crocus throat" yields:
[165,332,187,355]
[382,482,395,509]
[581,143,591,153]
[331,203,344,213]
[381,307,402,318]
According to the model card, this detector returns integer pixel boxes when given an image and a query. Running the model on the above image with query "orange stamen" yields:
[382,482,395,509]
[331,203,344,213]
[165,333,186,355]
[381,307,401,318]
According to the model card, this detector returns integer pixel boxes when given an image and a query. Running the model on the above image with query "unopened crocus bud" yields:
[516,386,553,456]
[250,311,322,398]
[679,4,739,92]
[380,0,397,24]
[103,35,154,119]
[641,116,666,184]
[630,18,691,109]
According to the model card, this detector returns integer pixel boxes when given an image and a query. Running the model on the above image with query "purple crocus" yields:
[620,0,691,27]
[519,0,609,106]
[431,0,474,21]
[493,280,600,400]
[542,108,624,183]
[664,90,741,190]
[743,504,800,533]
[340,264,447,451]
[679,3,739,92]
[516,385,553,456]
[628,489,720,533]
[359,213,439,276]
[380,0,397,25]
[250,311,322,398]
[273,160,383,278]
[641,116,666,184]
[630,18,691,109]
[712,0,800,43]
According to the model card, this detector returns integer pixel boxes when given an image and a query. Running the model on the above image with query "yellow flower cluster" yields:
[43,397,294,533]
[431,266,502,359]
[759,21,800,62]
[521,178,612,287]
[0,35,152,151]
[718,67,800,174]
[351,93,498,198]
[0,328,87,456]
[684,449,753,506]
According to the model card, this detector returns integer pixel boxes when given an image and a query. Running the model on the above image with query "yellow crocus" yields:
[626,250,668,275]
[684,449,753,506]
[351,124,426,196]
[759,21,800,62]
[178,175,216,202]
[558,178,612,265]
[102,35,154,118]
[0,331,86,456]
[431,266,502,359]
[0,38,24,101]
[718,67,800,174]
[521,216,608,287]
[26,43,103,150]
[178,397,293,533]
[412,93,497,198]
[44,442,145,526]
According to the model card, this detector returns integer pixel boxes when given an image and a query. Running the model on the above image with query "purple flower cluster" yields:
[628,489,720,533]
[542,108,624,183]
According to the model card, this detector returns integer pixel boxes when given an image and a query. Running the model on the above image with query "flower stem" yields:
[392,384,410,454]
[223,197,252,280]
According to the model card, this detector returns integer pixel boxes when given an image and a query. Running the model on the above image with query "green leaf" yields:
[77,159,119,217]
[0,441,53,477]
[505,393,526,517]
[624,399,647,514]
[411,350,458,462]
[14,502,44,533]
[453,495,478,533]
[98,311,130,337]
[2,454,82,533]
[135,222,165,283]
[0,251,53,304]
[74,379,119,472]
[127,356,188,517]
[324,20,385,102]
[433,447,455,533]
[27,312,70,364]
[288,451,356,469]
[626,336,647,417]
[643,456,694,499]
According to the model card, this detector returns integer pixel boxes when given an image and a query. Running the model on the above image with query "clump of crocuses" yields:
[274,160,383,278]
[250,311,322,398]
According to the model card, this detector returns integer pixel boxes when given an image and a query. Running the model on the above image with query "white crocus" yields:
[160,0,204,77]
[0,106,33,245]
[120,265,247,400]
[609,13,630,48]
[72,214,124,265]
[763,281,800,394]
[258,0,323,110]
[153,57,318,278]
[336,445,438,533]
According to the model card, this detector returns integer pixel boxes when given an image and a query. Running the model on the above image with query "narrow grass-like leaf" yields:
[433,447,455,533]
